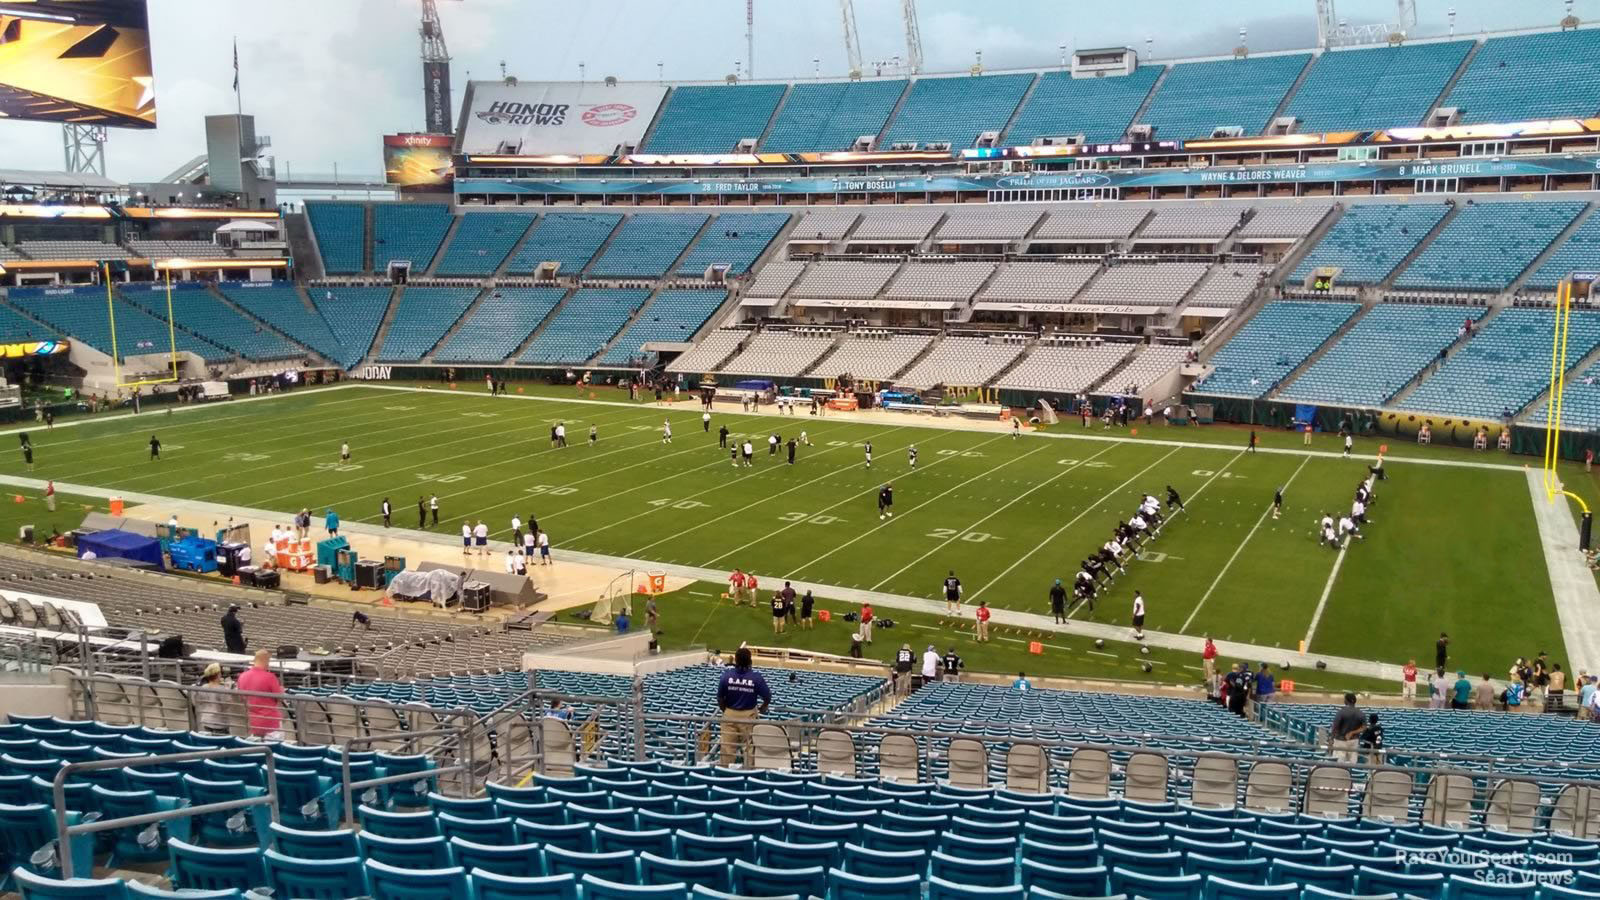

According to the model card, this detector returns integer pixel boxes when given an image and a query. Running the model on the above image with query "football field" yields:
[0,382,1570,677]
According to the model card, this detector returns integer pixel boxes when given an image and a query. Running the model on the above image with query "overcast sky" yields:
[1,0,1587,182]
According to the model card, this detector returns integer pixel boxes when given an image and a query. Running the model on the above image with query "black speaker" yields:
[462,581,490,612]
[236,565,259,586]
[355,560,384,590]
[255,569,280,589]
[157,635,186,658]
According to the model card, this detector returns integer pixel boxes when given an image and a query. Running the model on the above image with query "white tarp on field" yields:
[459,81,667,155]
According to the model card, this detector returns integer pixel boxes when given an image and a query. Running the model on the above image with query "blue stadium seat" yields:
[1394,202,1585,291]
[758,836,841,870]
[1442,29,1600,124]
[1108,868,1203,899]
[675,214,788,275]
[588,214,708,279]
[639,851,731,891]
[127,884,243,899]
[927,875,1024,900]
[1442,875,1536,898]
[504,212,621,276]
[1187,852,1269,883]
[364,859,469,900]
[268,823,358,859]
[374,286,479,362]
[515,820,593,852]
[581,874,688,900]
[430,792,497,820]
[930,848,1014,887]
[1141,54,1311,138]
[0,802,94,885]
[519,288,650,364]
[1202,877,1299,899]
[842,842,926,878]
[828,867,921,900]
[594,824,673,856]
[305,201,366,273]
[543,846,635,883]
[447,838,544,879]
[372,202,452,269]
[167,839,264,893]
[12,869,128,899]
[761,80,906,152]
[1193,300,1361,398]
[1268,860,1354,892]
[643,84,787,153]
[1005,68,1162,146]
[435,213,536,276]
[1020,860,1108,895]
[1281,304,1483,407]
[468,871,579,900]
[880,74,1033,149]
[358,832,451,868]
[731,860,826,898]
[359,804,441,839]
[439,813,517,845]
[1290,204,1451,285]
[433,286,566,364]
[262,849,368,900]
[1284,41,1474,132]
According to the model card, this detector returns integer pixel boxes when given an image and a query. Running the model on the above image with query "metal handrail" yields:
[52,745,278,878]
[340,727,469,828]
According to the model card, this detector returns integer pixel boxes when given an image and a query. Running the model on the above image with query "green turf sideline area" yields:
[0,382,1567,679]
[621,580,1396,696]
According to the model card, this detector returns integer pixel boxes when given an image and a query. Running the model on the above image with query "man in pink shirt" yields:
[235,649,284,737]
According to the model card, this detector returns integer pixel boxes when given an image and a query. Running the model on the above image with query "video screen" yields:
[0,1,156,128]
[383,133,454,192]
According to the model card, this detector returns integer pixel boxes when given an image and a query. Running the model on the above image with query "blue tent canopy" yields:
[77,529,165,570]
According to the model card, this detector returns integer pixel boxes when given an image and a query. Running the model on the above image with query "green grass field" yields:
[0,381,1573,680]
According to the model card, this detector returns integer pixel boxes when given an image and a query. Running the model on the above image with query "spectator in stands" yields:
[716,646,770,767]
[221,604,246,654]
[1358,713,1384,765]
[1330,693,1365,763]
[1581,674,1597,720]
[848,632,863,659]
[1550,663,1567,710]
[1452,671,1472,710]
[1254,663,1275,706]
[237,649,285,738]
[350,611,371,631]
[942,647,963,682]
[546,699,572,722]
[919,644,939,689]
[894,644,914,694]
[195,663,231,735]
[1474,674,1497,710]
[1013,672,1031,692]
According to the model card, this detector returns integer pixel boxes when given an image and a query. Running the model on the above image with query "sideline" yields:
[0,475,1405,684]
[1526,469,1600,673]
[349,383,1533,473]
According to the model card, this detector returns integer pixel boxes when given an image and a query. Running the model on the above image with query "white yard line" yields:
[1180,455,1313,634]
[974,446,1184,607]
[1302,540,1349,652]
[1526,469,1600,673]
[869,444,1119,591]
[775,435,1042,579]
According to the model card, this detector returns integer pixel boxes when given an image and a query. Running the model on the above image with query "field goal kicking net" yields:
[103,262,180,389]
[1543,271,1596,548]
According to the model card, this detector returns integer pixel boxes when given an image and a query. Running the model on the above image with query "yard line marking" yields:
[973,446,1183,607]
[0,383,356,442]
[587,425,918,551]
[1302,539,1350,652]
[869,443,1119,591]
[353,383,1536,474]
[1180,454,1312,634]
[774,435,1042,579]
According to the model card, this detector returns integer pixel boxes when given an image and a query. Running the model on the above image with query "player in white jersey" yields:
[908,445,918,469]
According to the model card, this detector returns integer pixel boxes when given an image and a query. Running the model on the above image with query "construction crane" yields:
[746,0,755,80]
[839,0,863,78]
[419,0,459,134]
[1316,0,1417,47]
[902,0,923,74]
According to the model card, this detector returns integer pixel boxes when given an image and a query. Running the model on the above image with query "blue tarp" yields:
[734,380,774,392]
[78,529,165,570]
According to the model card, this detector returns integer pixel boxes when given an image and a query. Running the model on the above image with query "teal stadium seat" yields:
[261,849,368,900]
[674,213,788,276]
[435,212,537,277]
[581,874,688,900]
[1394,202,1585,291]
[13,869,128,900]
[1191,301,1362,398]
[1284,41,1474,132]
[760,80,907,152]
[503,212,621,276]
[1004,67,1162,146]
[1443,29,1600,124]
[268,822,358,859]
[7,287,229,364]
[1140,54,1311,138]
[372,202,452,270]
[639,851,732,891]
[364,859,470,900]
[1401,308,1600,419]
[544,846,635,883]
[432,287,566,364]
[167,839,264,893]
[643,84,787,153]
[827,867,921,900]
[219,283,353,368]
[374,286,479,362]
[310,285,394,367]
[1291,204,1451,285]
[927,875,1024,900]
[518,289,649,364]
[305,201,365,273]
[880,74,1034,149]
[588,214,708,279]
[121,284,300,362]
[469,870,579,900]
[598,289,728,366]
[1280,304,1483,407]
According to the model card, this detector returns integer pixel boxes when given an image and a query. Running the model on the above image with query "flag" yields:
[232,38,239,92]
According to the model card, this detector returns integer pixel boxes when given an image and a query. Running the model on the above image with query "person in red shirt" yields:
[1202,636,1218,684]
[975,601,991,642]
[860,603,874,644]
[746,574,759,604]
[1402,658,1419,703]
[729,569,747,606]
[44,480,55,513]
[236,649,285,737]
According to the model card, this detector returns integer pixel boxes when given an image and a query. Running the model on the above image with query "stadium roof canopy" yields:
[0,168,121,191]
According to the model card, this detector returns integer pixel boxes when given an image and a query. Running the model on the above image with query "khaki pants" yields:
[719,707,757,766]
[860,620,872,643]
[1402,680,1416,702]
[976,620,988,641]
[1202,658,1215,682]
[1331,738,1358,764]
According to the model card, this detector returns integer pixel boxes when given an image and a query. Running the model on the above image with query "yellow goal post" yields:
[1543,271,1597,516]
[103,261,181,390]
